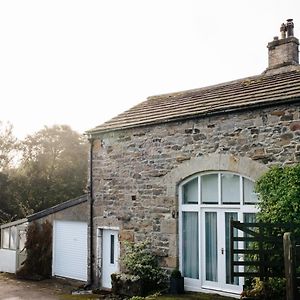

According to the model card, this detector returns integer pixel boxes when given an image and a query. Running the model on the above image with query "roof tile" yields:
[87,70,300,135]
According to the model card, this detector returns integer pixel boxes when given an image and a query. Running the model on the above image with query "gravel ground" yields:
[0,273,236,300]
[0,272,76,300]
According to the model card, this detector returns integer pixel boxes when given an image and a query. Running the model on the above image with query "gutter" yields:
[87,136,94,287]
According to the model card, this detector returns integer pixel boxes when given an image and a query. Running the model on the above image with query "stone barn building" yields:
[86,20,300,296]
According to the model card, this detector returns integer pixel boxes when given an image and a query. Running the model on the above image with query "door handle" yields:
[221,248,224,255]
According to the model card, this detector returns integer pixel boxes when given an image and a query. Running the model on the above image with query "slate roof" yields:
[87,69,300,135]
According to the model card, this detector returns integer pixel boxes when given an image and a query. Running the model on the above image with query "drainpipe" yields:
[88,136,94,287]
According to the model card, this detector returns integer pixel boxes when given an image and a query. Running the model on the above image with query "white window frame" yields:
[179,171,258,294]
[1,226,18,250]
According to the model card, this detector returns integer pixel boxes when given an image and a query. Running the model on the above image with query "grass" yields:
[59,291,236,300]
[157,292,236,300]
[59,295,101,300]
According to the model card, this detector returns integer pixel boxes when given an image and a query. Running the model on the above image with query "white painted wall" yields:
[0,249,17,273]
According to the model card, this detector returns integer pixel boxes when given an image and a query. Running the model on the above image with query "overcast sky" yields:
[1,0,299,138]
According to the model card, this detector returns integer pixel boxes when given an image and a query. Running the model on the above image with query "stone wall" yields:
[91,102,300,280]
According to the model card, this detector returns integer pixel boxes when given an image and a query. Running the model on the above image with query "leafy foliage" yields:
[241,277,286,300]
[0,124,88,223]
[122,240,167,285]
[0,121,19,171]
[16,125,88,213]
[256,164,300,227]
[250,165,300,299]
[16,221,52,280]
[0,172,19,223]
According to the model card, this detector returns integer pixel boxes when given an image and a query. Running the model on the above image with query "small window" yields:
[10,226,17,250]
[201,174,218,204]
[110,235,115,264]
[1,226,19,250]
[19,230,26,251]
[243,178,258,204]
[2,228,10,249]
[183,177,198,204]
[221,173,240,204]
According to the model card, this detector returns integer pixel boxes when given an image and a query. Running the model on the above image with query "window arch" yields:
[181,172,258,206]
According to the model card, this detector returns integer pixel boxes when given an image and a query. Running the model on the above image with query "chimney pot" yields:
[286,18,294,37]
[280,23,287,39]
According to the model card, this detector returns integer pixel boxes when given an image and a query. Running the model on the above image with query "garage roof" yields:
[27,195,88,222]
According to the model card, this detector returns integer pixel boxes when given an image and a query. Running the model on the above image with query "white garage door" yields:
[53,220,88,281]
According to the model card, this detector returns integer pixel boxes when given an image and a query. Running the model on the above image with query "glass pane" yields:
[19,230,26,251]
[10,226,17,250]
[243,178,258,204]
[244,213,256,223]
[183,177,198,204]
[244,213,257,274]
[2,228,10,249]
[244,213,256,249]
[201,174,218,204]
[205,212,217,281]
[225,212,239,285]
[221,173,240,204]
[182,212,199,279]
[110,234,115,264]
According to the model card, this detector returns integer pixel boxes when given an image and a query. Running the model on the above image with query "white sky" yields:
[1,0,300,139]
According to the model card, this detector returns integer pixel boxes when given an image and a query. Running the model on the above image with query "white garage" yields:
[52,220,88,281]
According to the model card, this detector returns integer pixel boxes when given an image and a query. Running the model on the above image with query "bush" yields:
[16,221,52,280]
[241,277,286,300]
[112,240,166,297]
[247,164,300,299]
[256,164,300,227]
[122,240,167,288]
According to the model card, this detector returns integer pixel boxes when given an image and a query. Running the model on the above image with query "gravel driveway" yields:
[0,272,75,300]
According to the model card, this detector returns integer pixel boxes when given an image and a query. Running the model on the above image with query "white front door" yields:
[102,229,119,289]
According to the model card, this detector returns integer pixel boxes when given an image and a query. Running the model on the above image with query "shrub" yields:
[122,240,166,286]
[16,221,52,280]
[246,164,300,299]
[241,277,286,300]
[256,164,300,227]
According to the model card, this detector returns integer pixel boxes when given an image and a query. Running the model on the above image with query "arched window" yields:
[179,172,258,294]
[181,172,258,205]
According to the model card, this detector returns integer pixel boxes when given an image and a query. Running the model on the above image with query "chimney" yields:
[265,19,299,74]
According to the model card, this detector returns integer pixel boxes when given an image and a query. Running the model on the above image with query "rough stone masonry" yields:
[91,102,300,274]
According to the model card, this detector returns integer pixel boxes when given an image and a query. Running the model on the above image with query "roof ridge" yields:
[87,70,300,135]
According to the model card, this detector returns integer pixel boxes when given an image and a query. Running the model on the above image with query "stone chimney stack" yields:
[265,19,299,74]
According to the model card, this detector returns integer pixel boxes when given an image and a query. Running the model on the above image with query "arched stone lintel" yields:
[163,154,269,198]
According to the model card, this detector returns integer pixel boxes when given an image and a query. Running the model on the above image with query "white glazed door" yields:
[201,209,242,294]
[102,229,119,289]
